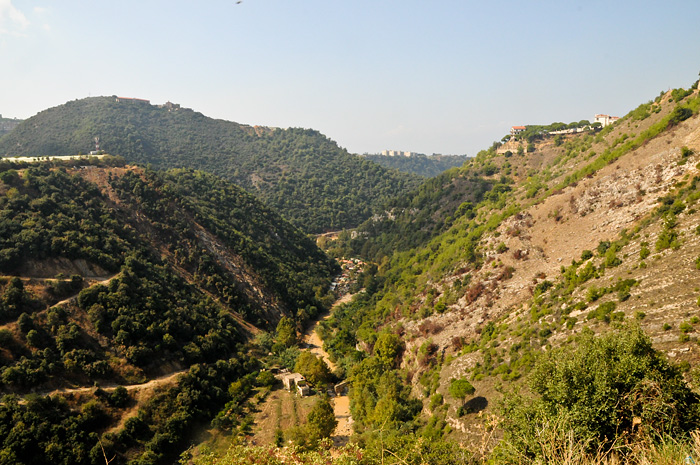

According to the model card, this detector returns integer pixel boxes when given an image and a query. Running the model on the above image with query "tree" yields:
[498,325,700,460]
[275,316,297,349]
[448,377,475,407]
[294,351,331,386]
[373,331,402,368]
[305,396,337,445]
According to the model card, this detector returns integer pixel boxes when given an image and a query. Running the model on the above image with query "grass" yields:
[494,418,700,465]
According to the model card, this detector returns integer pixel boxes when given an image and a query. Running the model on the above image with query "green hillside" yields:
[4,80,700,465]
[311,81,700,463]
[0,97,421,233]
[0,157,337,464]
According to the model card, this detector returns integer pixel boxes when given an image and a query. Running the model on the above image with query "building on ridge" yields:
[510,126,526,136]
[594,114,619,127]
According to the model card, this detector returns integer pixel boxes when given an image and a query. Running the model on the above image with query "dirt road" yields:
[301,292,355,446]
[32,369,188,398]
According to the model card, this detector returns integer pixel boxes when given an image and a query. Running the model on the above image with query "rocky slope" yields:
[331,84,700,447]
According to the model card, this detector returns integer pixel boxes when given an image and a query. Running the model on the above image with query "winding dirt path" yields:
[301,292,355,446]
[39,369,188,398]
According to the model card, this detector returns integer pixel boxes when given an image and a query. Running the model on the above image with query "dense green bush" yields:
[497,325,700,461]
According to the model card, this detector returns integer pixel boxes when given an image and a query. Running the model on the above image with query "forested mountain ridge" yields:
[362,153,469,177]
[0,97,421,232]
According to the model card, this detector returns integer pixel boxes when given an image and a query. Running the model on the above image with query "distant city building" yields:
[510,126,526,136]
[594,114,619,127]
[381,150,417,157]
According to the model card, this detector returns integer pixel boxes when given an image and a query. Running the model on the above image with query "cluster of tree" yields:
[112,358,256,465]
[0,97,422,233]
[75,253,245,368]
[496,325,700,462]
[0,356,257,465]
[503,120,596,144]
[0,394,113,465]
[108,168,338,327]
[314,283,474,463]
[0,277,39,323]
[0,162,340,418]
[0,166,130,273]
[362,153,469,178]
[329,166,495,262]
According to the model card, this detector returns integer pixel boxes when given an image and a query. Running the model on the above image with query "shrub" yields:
[656,227,679,251]
[668,106,693,127]
[587,301,617,323]
[640,246,651,260]
[109,386,130,408]
[497,325,700,461]
[429,393,444,411]
[603,248,622,268]
[533,280,553,297]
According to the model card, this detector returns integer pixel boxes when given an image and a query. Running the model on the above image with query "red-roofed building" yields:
[510,126,526,136]
[594,114,619,127]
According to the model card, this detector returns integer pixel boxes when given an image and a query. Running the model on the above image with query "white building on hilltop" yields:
[594,114,620,127]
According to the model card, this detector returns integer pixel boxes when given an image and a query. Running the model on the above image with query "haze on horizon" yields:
[1,0,699,156]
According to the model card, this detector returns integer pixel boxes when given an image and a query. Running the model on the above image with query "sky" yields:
[1,1,700,156]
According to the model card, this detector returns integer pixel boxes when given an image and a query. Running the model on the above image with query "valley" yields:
[0,77,699,465]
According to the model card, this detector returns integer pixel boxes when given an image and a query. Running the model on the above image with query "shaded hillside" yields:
[331,152,510,262]
[0,97,421,232]
[362,153,469,177]
[0,158,336,386]
[0,157,339,464]
[318,80,700,461]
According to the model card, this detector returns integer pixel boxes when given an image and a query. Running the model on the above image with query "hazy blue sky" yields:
[2,0,699,155]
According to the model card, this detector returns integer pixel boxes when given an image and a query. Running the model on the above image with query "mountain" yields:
[314,80,700,461]
[4,80,700,464]
[362,153,469,177]
[0,97,421,233]
[0,157,337,464]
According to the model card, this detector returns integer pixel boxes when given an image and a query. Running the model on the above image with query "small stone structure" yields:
[334,380,350,396]
[278,370,310,396]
